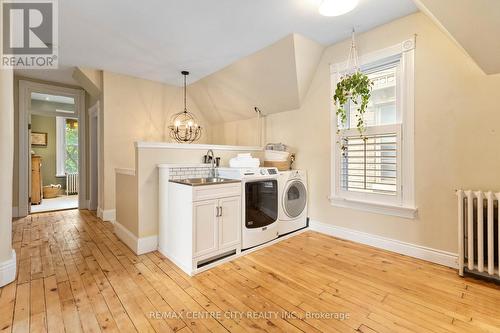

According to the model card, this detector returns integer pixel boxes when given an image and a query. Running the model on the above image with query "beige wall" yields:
[216,12,500,254]
[212,117,262,146]
[31,115,66,189]
[115,173,138,235]
[0,67,14,264]
[101,71,213,211]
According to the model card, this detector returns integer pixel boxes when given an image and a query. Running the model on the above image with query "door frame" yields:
[18,80,87,216]
[88,101,100,211]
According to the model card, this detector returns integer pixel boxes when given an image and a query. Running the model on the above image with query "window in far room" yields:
[56,117,79,177]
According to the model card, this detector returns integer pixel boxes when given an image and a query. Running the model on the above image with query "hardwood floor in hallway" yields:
[1,209,500,332]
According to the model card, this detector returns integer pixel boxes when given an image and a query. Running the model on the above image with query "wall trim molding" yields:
[135,141,263,151]
[137,235,159,255]
[115,168,136,176]
[101,209,116,222]
[329,197,417,219]
[0,250,17,287]
[114,221,158,255]
[309,220,458,268]
[12,207,19,218]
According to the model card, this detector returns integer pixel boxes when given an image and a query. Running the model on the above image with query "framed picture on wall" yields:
[31,132,48,147]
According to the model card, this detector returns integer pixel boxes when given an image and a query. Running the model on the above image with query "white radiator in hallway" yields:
[457,190,499,280]
[66,173,79,195]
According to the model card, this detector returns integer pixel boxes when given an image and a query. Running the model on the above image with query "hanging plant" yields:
[333,29,373,137]
[333,71,373,134]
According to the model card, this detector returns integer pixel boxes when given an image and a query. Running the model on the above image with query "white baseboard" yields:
[0,250,17,287]
[309,220,458,268]
[114,221,158,255]
[100,209,116,223]
[12,207,19,218]
[138,235,159,254]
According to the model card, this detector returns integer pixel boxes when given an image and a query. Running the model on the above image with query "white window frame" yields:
[56,116,66,177]
[56,116,78,177]
[330,38,416,219]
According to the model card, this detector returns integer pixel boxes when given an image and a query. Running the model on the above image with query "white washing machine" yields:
[278,170,308,236]
[218,167,280,250]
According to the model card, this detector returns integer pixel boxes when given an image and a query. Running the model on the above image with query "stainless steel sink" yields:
[170,177,240,186]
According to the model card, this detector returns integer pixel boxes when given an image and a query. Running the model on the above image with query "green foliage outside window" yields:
[65,120,78,173]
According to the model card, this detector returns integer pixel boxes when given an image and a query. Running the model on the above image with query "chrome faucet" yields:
[206,149,216,177]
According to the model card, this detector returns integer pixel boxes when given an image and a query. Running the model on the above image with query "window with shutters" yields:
[330,39,417,218]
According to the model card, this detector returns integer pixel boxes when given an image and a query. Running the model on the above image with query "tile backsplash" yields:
[168,165,212,180]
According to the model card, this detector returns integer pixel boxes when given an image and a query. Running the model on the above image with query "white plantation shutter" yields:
[340,127,400,196]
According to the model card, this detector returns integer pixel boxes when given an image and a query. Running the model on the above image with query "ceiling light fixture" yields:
[168,71,202,143]
[318,0,359,16]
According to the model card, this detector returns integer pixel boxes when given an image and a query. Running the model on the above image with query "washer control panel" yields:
[218,167,279,179]
[267,168,278,175]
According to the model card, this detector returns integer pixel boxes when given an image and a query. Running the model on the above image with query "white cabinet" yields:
[218,196,241,249]
[193,199,219,257]
[159,179,242,276]
[193,197,241,257]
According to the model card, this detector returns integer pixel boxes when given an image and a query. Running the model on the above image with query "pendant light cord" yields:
[183,73,187,113]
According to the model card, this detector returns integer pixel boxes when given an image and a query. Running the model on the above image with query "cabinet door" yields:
[193,199,219,257]
[31,156,42,204]
[218,196,241,249]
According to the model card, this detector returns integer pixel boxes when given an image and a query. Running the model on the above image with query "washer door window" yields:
[245,180,278,229]
[283,180,307,218]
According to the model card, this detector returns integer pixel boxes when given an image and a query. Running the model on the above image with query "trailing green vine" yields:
[333,71,373,135]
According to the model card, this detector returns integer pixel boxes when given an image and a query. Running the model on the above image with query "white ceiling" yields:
[31,92,75,104]
[15,66,80,86]
[58,0,417,86]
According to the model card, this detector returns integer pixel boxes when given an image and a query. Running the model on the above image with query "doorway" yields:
[18,81,86,216]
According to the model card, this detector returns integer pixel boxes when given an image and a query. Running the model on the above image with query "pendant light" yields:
[319,0,359,17]
[168,71,202,143]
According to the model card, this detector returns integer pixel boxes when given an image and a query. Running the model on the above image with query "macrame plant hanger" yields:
[345,28,360,76]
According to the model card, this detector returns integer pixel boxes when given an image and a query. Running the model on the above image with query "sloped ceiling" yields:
[57,0,417,85]
[414,0,500,75]
[188,34,324,123]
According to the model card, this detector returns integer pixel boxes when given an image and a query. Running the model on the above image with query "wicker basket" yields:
[263,160,290,171]
[43,184,61,199]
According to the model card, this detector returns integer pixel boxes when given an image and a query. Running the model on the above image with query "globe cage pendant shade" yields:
[168,71,202,143]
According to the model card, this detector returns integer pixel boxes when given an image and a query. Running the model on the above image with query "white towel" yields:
[229,157,260,168]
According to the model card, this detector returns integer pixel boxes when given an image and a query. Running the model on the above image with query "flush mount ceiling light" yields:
[168,71,202,143]
[319,0,359,16]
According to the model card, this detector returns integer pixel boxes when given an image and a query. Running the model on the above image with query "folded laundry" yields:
[229,154,260,168]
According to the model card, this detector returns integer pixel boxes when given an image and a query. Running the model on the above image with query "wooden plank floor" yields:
[1,210,500,333]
